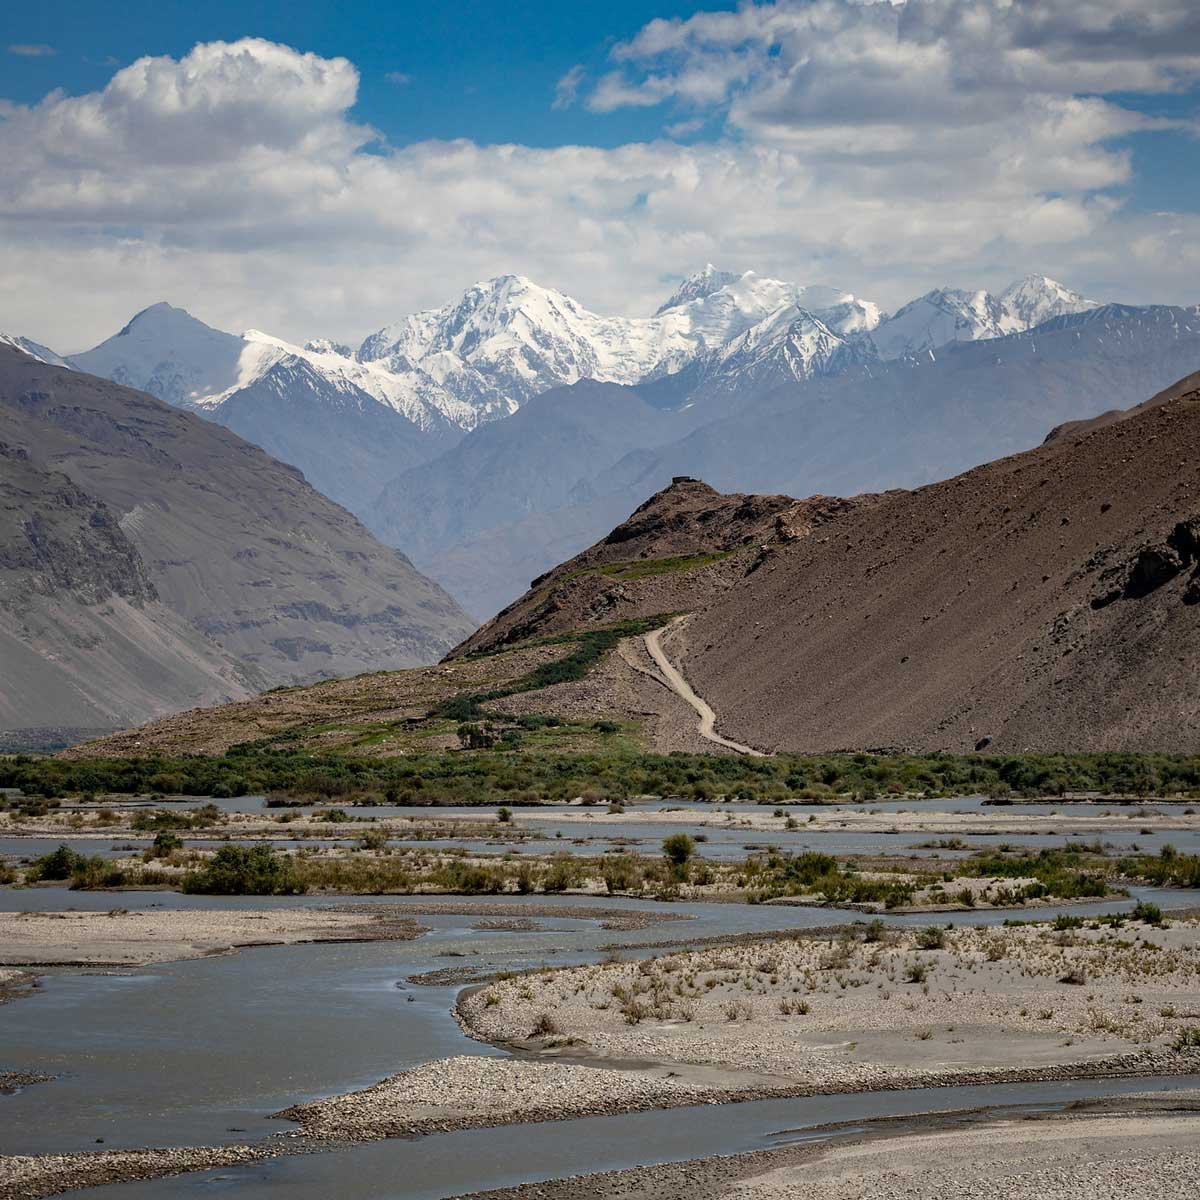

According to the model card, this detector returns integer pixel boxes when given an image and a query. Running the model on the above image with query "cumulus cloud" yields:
[0,17,1197,352]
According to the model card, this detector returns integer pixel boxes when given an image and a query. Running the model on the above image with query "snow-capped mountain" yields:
[69,303,475,434]
[870,276,1096,360]
[996,274,1098,334]
[354,269,864,408]
[63,271,1092,446]
[654,263,740,313]
[692,304,870,394]
[52,267,1115,561]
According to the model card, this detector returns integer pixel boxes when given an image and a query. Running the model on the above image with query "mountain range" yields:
[18,268,1199,619]
[78,368,1200,759]
[0,343,472,739]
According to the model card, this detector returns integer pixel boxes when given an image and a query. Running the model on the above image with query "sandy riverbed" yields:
[516,806,1200,837]
[448,1092,1200,1200]
[279,1055,784,1140]
[456,918,1200,1093]
[0,907,424,966]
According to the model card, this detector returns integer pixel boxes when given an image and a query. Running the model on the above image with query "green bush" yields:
[181,845,306,895]
[29,844,84,880]
[28,844,125,888]
[151,831,184,855]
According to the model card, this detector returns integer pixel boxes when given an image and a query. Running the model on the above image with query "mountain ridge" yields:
[0,344,474,732]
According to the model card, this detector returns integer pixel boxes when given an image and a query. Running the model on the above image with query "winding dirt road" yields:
[644,619,763,756]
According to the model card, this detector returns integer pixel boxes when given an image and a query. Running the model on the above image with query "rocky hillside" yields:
[0,344,474,733]
[0,441,254,732]
[678,373,1200,753]
[454,478,878,656]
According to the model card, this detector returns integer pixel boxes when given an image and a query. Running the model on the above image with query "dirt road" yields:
[644,620,762,756]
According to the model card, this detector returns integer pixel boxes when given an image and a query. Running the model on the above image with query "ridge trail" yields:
[643,618,763,757]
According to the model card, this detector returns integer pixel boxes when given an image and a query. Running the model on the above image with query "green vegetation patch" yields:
[958,847,1113,901]
[181,844,306,895]
[7,749,1200,815]
[559,551,735,585]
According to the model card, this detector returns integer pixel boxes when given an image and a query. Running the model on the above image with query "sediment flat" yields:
[0,907,424,967]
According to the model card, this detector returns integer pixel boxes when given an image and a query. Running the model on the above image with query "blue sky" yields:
[3,0,735,147]
[3,1,1199,348]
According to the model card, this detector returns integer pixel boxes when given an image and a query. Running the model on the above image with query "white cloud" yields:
[553,64,586,110]
[0,18,1197,353]
[8,43,56,58]
[385,71,412,85]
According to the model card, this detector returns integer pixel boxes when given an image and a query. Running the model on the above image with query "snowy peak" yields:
[709,305,854,385]
[870,276,1097,361]
[871,288,1004,360]
[355,269,875,410]
[70,307,477,434]
[655,264,741,314]
[70,304,246,404]
[997,274,1096,333]
[67,269,1104,447]
[0,332,73,368]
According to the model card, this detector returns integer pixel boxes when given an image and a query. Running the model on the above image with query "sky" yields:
[2,0,1199,351]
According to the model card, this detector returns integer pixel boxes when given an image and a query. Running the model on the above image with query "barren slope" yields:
[0,443,255,730]
[456,478,877,655]
[682,375,1200,752]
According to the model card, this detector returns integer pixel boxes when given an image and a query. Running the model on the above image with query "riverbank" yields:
[446,1090,1200,1200]
[456,918,1200,1094]
[0,1143,270,1200]
[0,968,37,1005]
[0,907,425,967]
[281,915,1200,1141]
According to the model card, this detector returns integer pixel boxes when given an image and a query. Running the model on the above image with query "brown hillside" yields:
[681,382,1200,753]
[454,478,878,656]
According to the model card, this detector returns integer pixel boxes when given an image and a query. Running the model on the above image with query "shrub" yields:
[1132,899,1165,926]
[662,833,696,869]
[181,845,306,895]
[28,844,126,888]
[151,831,184,856]
[29,844,83,880]
[915,926,946,950]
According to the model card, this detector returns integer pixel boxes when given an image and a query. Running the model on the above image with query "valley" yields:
[5,365,1199,1199]
[4,9,1200,1199]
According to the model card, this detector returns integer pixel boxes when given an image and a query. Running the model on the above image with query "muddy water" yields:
[70,1074,1200,1200]
[3,885,1195,1161]
[0,891,866,1155]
